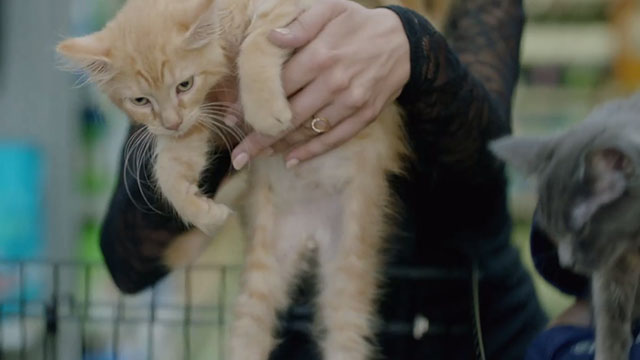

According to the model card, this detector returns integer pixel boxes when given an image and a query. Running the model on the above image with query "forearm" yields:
[387,0,524,182]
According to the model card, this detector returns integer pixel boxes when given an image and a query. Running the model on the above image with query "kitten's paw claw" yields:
[194,201,233,236]
[243,94,292,136]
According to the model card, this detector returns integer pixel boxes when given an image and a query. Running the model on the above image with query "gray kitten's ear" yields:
[489,136,555,176]
[571,147,634,228]
[585,147,634,197]
[184,0,218,49]
[56,32,113,83]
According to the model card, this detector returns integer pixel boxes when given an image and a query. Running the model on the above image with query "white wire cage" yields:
[0,260,241,360]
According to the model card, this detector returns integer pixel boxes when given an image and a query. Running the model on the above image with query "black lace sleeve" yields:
[100,125,231,294]
[386,0,524,181]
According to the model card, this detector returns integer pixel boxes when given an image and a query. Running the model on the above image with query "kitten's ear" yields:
[184,0,218,49]
[489,136,555,176]
[586,147,634,198]
[571,147,634,228]
[56,33,113,82]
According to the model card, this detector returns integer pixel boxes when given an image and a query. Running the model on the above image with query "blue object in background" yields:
[526,325,640,360]
[0,143,44,309]
[0,143,44,256]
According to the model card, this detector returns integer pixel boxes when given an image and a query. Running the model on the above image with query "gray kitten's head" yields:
[491,94,640,274]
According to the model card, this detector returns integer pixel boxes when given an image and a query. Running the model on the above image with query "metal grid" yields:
[0,260,239,360]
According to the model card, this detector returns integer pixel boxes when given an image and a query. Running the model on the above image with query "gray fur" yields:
[489,135,557,175]
[490,92,640,360]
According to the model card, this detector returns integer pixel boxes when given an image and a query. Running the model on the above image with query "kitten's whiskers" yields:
[123,126,164,214]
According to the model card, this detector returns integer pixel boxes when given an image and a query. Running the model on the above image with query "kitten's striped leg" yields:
[228,183,302,360]
[317,177,389,360]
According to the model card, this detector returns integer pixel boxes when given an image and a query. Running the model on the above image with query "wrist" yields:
[372,8,411,94]
[383,5,438,105]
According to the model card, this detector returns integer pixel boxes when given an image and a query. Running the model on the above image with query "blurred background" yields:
[0,0,639,358]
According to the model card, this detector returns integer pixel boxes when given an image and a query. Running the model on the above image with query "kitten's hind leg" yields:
[593,254,640,360]
[228,183,305,360]
[316,176,390,360]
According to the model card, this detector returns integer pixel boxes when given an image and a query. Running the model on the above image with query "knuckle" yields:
[345,87,369,109]
[322,0,339,11]
[327,0,350,12]
[312,47,337,69]
[328,71,350,93]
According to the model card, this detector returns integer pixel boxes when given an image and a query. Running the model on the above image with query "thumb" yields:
[268,0,347,49]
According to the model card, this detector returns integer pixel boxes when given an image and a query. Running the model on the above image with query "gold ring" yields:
[310,116,330,134]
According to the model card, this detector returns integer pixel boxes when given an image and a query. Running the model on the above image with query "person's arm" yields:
[100,125,231,294]
[387,0,524,181]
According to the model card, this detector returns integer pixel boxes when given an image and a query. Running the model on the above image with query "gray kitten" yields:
[491,93,640,360]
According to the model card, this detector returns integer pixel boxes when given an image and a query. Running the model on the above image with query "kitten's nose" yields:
[162,117,183,131]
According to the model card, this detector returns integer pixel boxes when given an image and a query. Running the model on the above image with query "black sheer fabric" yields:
[380,0,525,260]
[388,0,523,181]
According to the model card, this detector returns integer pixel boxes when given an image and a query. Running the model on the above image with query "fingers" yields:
[287,74,336,124]
[278,3,349,96]
[230,132,277,170]
[285,108,371,164]
[268,0,348,49]
[278,100,354,146]
[280,50,315,96]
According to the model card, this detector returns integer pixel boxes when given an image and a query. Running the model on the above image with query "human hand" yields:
[229,0,410,170]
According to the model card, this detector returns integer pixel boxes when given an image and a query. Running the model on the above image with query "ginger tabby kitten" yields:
[57,0,409,359]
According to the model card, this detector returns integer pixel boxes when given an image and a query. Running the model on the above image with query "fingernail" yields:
[224,114,238,127]
[274,28,290,36]
[286,158,299,169]
[233,153,249,170]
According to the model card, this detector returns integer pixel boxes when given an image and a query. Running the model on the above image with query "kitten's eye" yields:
[177,77,194,93]
[131,97,150,106]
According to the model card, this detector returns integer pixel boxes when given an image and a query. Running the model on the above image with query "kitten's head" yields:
[57,0,232,137]
[491,97,640,274]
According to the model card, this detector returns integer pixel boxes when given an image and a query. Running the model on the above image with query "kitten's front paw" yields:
[242,91,292,136]
[193,200,233,236]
